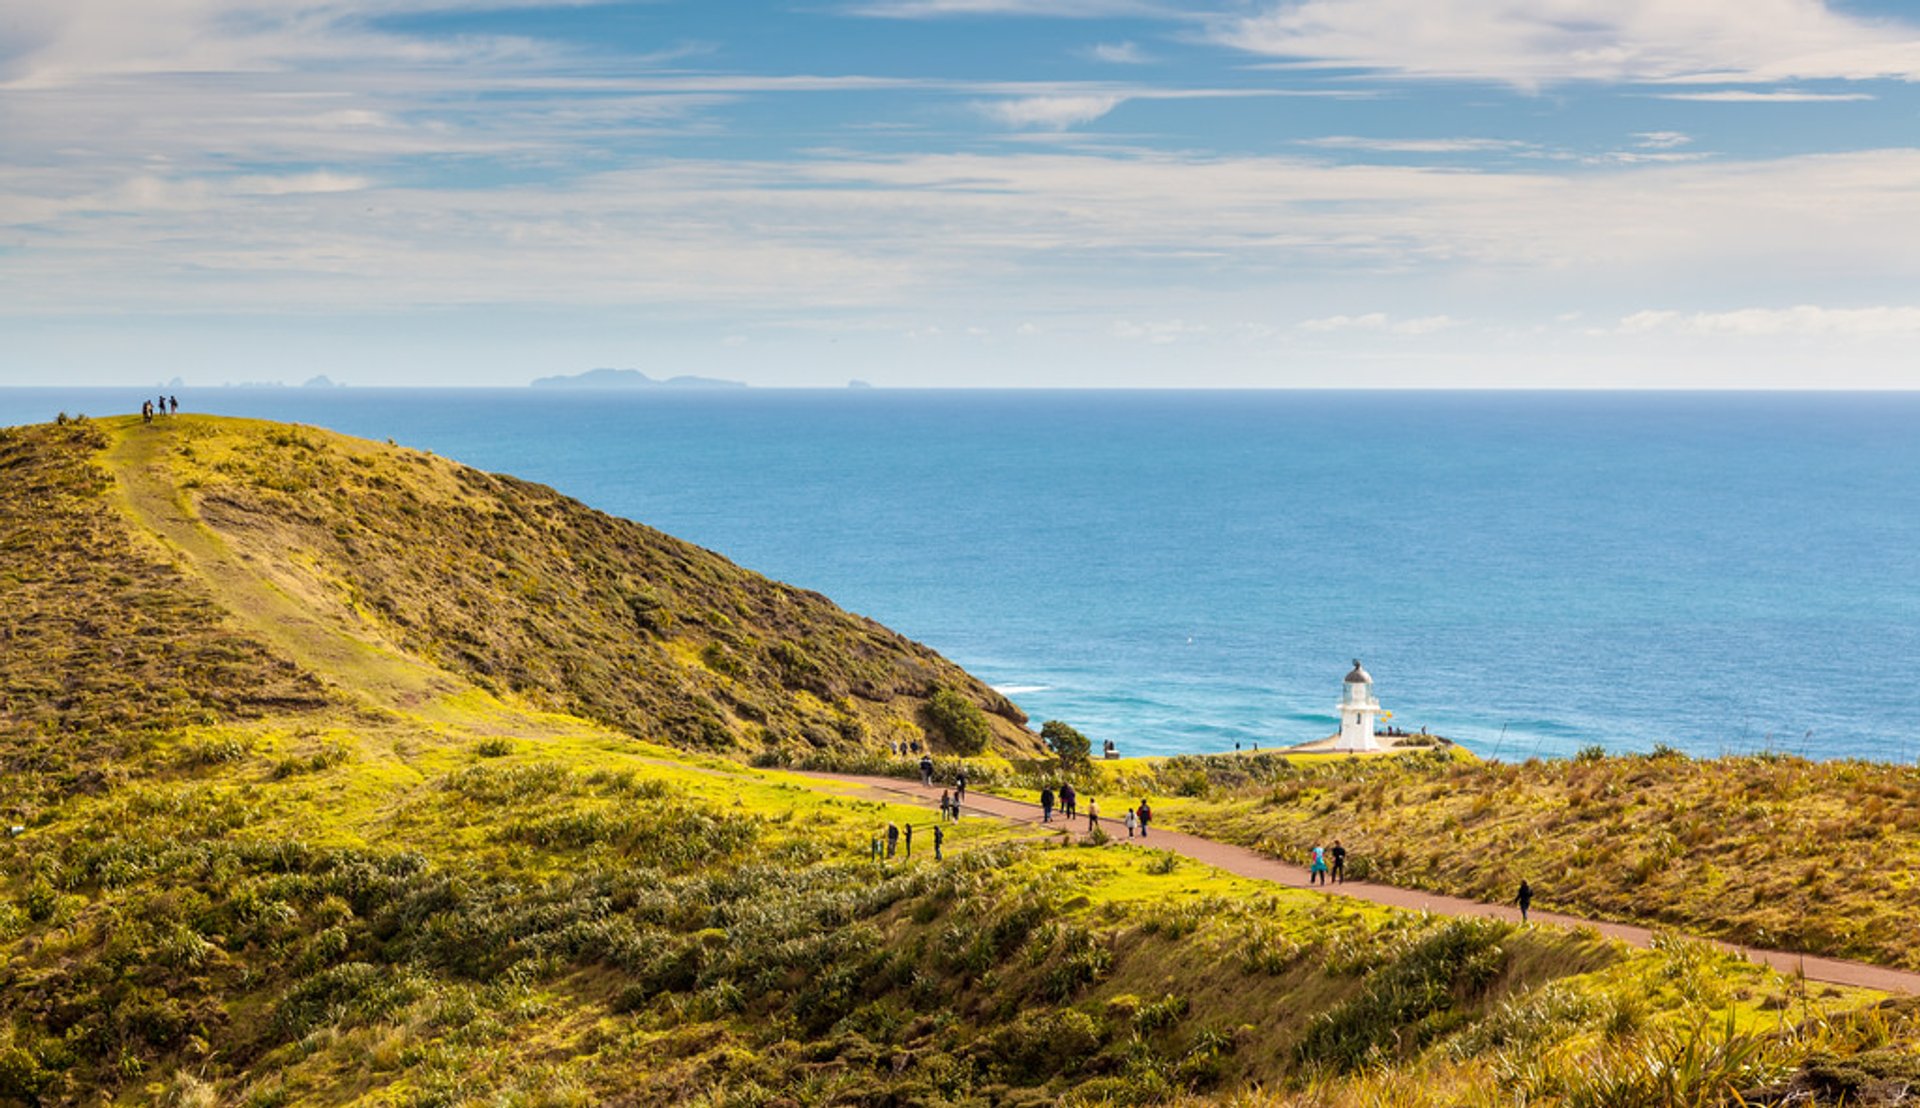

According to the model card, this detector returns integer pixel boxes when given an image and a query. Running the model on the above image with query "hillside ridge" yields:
[81,414,1037,761]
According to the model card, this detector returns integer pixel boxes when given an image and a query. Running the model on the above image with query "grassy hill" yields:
[103,414,1036,760]
[2,414,1918,1106]
[1014,748,1920,971]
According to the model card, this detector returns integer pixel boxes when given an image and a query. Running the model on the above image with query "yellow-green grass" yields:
[96,413,1039,759]
[1022,746,1920,973]
[7,414,1920,1105]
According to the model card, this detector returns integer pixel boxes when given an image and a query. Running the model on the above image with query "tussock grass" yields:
[6,415,1919,1105]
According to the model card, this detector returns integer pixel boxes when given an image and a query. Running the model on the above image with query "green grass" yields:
[5,414,1919,1105]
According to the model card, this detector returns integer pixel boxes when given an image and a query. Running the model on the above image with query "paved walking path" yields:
[800,770,1920,996]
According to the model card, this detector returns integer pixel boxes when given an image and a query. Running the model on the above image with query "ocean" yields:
[6,387,1918,763]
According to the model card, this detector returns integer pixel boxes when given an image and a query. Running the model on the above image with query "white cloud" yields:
[1300,136,1530,153]
[1218,0,1920,86]
[980,94,1125,129]
[1299,312,1457,334]
[1634,131,1691,149]
[1620,305,1920,336]
[845,0,1173,17]
[1113,319,1208,343]
[1087,41,1150,64]
[1653,89,1877,102]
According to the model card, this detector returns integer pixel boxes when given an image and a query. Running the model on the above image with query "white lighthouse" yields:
[1334,659,1384,752]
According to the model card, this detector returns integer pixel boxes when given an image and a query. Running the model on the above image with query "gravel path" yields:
[800,770,1920,996]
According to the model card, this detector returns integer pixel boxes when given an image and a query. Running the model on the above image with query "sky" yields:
[4,0,1920,388]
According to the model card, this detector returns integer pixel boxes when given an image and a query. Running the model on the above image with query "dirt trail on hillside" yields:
[104,422,466,715]
[801,770,1920,996]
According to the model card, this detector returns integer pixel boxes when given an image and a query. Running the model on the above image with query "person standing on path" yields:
[1308,843,1328,886]
[142,400,153,424]
[1137,799,1151,838]
[920,753,934,787]
[904,823,913,858]
[1330,840,1346,884]
[955,771,967,804]
[1517,880,1533,923]
[886,823,899,859]
[1123,807,1137,838]
[1040,786,1055,823]
[1061,783,1076,821]
[1086,798,1100,833]
[933,824,944,861]
[939,791,952,821]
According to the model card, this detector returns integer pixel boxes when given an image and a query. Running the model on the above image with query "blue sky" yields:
[5,0,1920,387]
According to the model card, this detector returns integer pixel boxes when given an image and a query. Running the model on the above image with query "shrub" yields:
[924,688,991,755]
[982,1007,1103,1081]
[1297,917,1511,1072]
[1041,720,1092,768]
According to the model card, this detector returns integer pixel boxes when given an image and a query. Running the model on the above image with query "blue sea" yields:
[6,388,1918,763]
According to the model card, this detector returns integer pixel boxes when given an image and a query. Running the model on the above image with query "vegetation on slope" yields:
[5,414,1919,1106]
[114,415,1035,758]
[986,748,1920,971]
[4,710,1916,1106]
[0,421,326,815]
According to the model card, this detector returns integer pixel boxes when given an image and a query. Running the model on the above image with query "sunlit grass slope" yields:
[107,414,1037,758]
[953,745,1920,972]
[3,414,1918,1106]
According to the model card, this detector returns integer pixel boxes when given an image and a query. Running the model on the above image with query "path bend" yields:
[799,770,1920,997]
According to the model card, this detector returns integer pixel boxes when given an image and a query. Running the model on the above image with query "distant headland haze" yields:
[530,368,748,390]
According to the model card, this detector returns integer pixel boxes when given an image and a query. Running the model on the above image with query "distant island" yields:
[530,367,747,390]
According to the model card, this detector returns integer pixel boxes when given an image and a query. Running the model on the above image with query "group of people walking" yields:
[881,764,1544,924]
[873,820,945,862]
[1037,784,1152,838]
[1306,839,1348,885]
[141,395,179,423]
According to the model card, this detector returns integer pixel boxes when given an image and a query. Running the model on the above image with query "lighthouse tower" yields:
[1334,660,1384,752]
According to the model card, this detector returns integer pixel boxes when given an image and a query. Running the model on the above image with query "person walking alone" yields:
[933,824,944,861]
[1086,797,1100,833]
[905,822,913,858]
[954,770,967,804]
[1137,799,1152,838]
[1517,880,1533,923]
[920,753,934,787]
[886,823,899,859]
[1123,807,1137,838]
[1040,786,1054,823]
[1061,782,1076,821]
